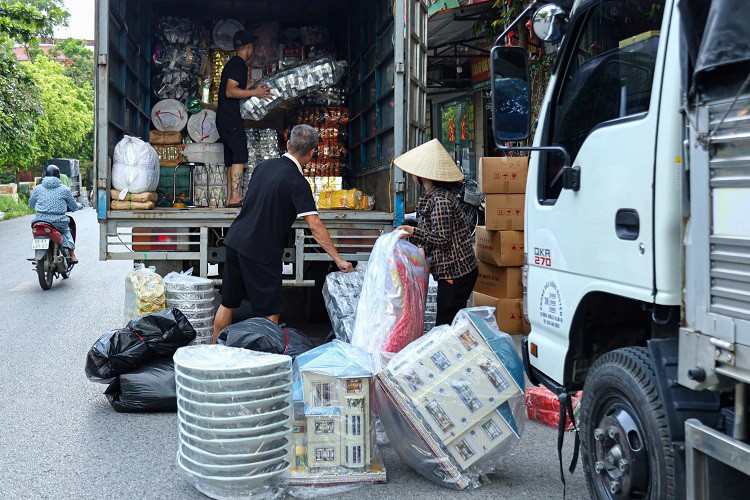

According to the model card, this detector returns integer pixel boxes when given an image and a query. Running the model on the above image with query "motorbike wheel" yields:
[37,249,54,290]
[459,202,479,236]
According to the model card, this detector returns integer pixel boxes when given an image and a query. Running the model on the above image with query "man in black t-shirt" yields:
[213,125,354,340]
[216,30,273,207]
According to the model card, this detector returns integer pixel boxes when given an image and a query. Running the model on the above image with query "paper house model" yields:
[379,312,524,483]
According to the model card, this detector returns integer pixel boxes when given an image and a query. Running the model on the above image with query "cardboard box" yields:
[479,156,528,194]
[485,194,525,231]
[475,226,524,267]
[472,292,523,335]
[474,262,523,299]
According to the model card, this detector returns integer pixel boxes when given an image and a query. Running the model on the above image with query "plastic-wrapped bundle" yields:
[252,22,280,68]
[375,308,525,490]
[105,358,177,413]
[187,109,220,143]
[212,19,244,52]
[246,128,280,166]
[217,318,316,360]
[351,231,429,365]
[152,44,208,76]
[298,88,347,108]
[124,264,166,324]
[240,58,346,121]
[151,99,189,132]
[322,270,365,343]
[164,271,216,344]
[112,136,160,199]
[287,341,387,496]
[154,17,206,46]
[153,68,202,102]
[424,277,438,334]
[209,49,235,105]
[174,345,292,500]
[317,189,361,210]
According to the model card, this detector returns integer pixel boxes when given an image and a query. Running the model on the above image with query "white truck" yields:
[491,0,750,498]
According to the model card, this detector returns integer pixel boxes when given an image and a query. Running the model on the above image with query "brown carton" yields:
[479,156,528,194]
[485,194,525,231]
[474,261,523,299]
[472,292,523,335]
[475,226,524,267]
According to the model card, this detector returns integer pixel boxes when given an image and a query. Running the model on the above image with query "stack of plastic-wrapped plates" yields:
[174,345,293,500]
[164,274,216,344]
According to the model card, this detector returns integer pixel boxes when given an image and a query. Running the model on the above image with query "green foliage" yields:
[23,54,95,166]
[0,193,35,220]
[0,166,16,183]
[54,38,94,87]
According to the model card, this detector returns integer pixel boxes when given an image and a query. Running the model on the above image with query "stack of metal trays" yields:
[174,345,293,500]
[164,274,216,344]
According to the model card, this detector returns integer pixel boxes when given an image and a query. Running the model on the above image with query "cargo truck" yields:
[94,0,428,283]
[490,0,750,498]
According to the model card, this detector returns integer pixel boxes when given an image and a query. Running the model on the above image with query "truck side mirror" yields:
[532,4,568,43]
[490,45,531,146]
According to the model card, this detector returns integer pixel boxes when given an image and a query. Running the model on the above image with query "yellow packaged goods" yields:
[124,265,166,324]
[479,157,528,194]
[485,194,525,231]
[318,189,362,210]
[359,194,375,210]
[472,292,524,335]
[475,226,524,267]
[110,190,158,203]
[154,144,185,167]
[110,200,156,210]
[474,261,523,299]
[149,130,183,146]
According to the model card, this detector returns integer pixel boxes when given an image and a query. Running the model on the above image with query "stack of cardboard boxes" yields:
[473,157,530,335]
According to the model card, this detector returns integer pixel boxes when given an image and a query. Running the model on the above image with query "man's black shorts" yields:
[216,122,249,167]
[221,246,282,316]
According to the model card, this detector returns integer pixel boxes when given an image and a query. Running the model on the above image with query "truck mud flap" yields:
[647,338,722,499]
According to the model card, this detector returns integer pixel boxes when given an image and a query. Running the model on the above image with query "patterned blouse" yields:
[409,187,478,280]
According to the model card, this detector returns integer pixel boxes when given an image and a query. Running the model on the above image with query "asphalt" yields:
[0,209,588,499]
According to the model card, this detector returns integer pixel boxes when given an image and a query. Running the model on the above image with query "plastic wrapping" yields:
[286,341,386,497]
[252,22,280,68]
[105,358,177,412]
[424,276,438,334]
[322,270,365,343]
[152,45,208,76]
[151,99,189,132]
[164,270,217,344]
[212,19,244,52]
[155,17,206,46]
[246,128,280,166]
[124,264,166,324]
[153,68,203,102]
[240,58,346,121]
[85,308,195,383]
[217,318,316,360]
[351,231,429,365]
[112,136,160,199]
[174,345,292,500]
[188,109,220,143]
[375,308,526,490]
[209,49,235,105]
[152,18,208,104]
[316,189,361,210]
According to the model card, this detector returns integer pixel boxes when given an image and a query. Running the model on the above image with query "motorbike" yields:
[458,178,485,236]
[29,216,77,290]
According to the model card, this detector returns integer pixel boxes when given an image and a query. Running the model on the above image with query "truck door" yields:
[527,0,669,381]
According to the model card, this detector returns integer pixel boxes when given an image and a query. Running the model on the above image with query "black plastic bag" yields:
[126,308,196,356]
[85,329,153,383]
[105,359,177,413]
[218,318,317,359]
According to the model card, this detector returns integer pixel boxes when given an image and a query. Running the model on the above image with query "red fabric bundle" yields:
[525,386,582,430]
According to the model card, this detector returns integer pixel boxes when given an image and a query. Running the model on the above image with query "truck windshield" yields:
[542,0,664,201]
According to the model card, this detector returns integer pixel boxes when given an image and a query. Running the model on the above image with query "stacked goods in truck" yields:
[151,17,208,102]
[110,190,158,210]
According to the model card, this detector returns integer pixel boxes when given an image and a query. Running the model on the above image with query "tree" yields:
[50,38,94,88]
[23,55,94,166]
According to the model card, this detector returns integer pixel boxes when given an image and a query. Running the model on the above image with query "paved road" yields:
[0,210,587,499]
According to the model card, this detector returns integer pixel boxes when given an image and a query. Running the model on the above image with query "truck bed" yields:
[105,208,393,223]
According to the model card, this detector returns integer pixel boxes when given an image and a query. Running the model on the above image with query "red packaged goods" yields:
[525,386,582,430]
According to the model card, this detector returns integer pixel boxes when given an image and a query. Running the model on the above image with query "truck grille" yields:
[709,96,750,321]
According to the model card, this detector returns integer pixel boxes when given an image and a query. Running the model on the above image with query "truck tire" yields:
[580,347,673,499]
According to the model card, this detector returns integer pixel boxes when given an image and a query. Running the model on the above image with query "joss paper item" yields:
[375,308,525,490]
[124,264,167,324]
[351,231,429,366]
[317,189,361,210]
[322,270,365,343]
[287,341,386,496]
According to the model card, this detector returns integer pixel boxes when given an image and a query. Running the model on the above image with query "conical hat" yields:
[394,139,464,182]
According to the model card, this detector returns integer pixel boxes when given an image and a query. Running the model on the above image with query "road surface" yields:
[0,209,587,499]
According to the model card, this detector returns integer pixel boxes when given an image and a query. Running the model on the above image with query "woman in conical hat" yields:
[395,139,478,326]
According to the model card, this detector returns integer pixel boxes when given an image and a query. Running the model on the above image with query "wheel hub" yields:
[593,408,649,497]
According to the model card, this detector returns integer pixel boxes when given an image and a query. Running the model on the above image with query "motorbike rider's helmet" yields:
[44,165,61,178]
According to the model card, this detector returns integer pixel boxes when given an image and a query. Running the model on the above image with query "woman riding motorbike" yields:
[29,165,85,263]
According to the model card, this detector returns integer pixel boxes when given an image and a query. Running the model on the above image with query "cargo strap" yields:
[557,392,580,499]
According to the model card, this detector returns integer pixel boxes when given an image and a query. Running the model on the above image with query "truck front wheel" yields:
[580,347,673,499]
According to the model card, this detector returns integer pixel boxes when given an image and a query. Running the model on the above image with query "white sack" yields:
[112,136,160,199]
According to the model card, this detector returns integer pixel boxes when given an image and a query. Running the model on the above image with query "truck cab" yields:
[490,0,750,498]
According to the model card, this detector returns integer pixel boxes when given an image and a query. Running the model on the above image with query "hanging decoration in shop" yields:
[460,115,467,141]
[448,117,456,143]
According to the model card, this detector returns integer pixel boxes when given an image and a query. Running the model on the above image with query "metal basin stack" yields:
[164,274,216,344]
[174,345,293,499]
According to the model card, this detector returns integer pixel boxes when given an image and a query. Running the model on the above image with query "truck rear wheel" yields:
[580,347,673,499]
